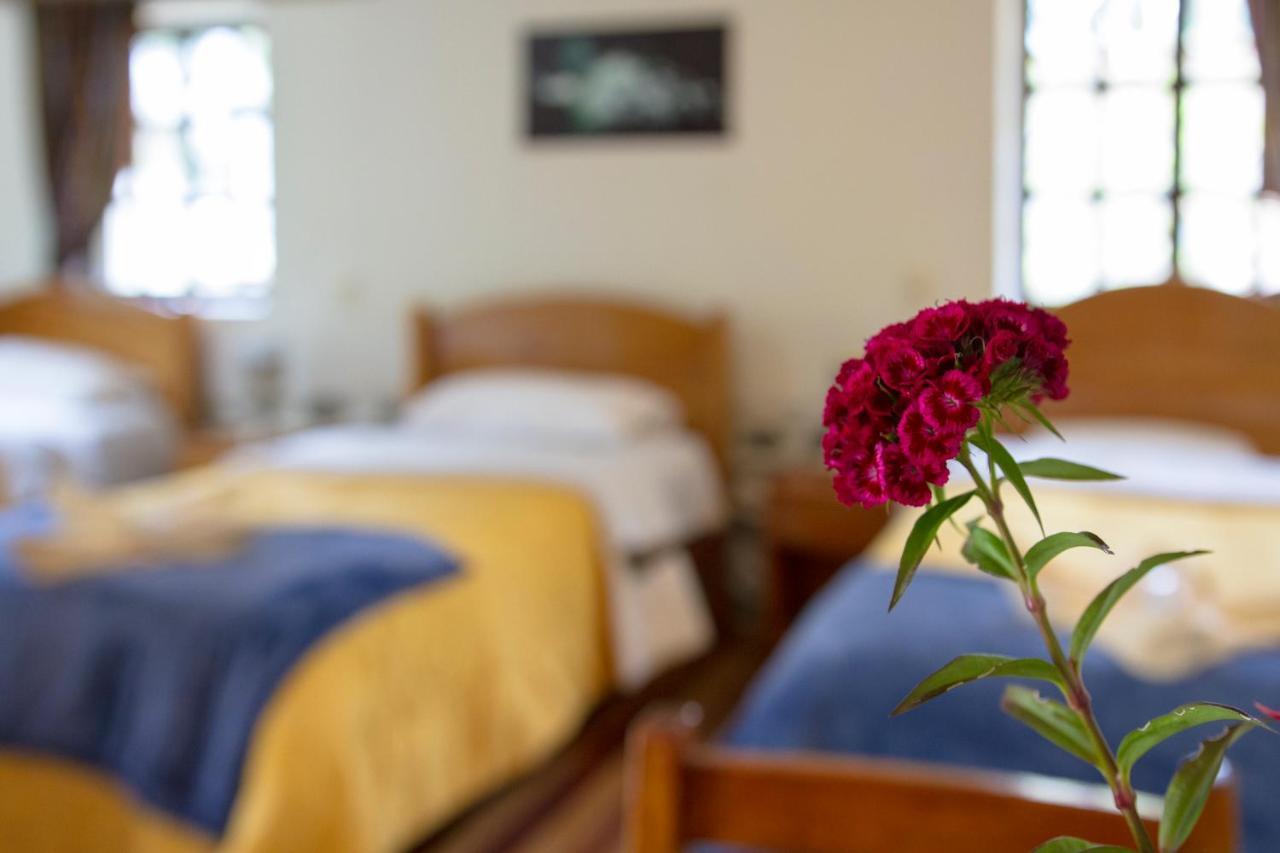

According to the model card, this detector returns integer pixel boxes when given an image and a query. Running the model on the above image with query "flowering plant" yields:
[823,299,1272,853]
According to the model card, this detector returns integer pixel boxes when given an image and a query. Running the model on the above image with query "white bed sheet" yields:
[0,393,178,499]
[234,424,729,688]
[986,418,1280,505]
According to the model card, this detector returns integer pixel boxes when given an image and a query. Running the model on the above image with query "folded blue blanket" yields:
[727,567,1280,853]
[0,506,459,834]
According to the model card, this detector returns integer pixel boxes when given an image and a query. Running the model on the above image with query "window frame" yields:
[98,18,275,319]
[1019,0,1269,301]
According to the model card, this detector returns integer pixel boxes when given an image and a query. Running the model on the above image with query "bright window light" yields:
[102,24,274,307]
[1021,0,1273,302]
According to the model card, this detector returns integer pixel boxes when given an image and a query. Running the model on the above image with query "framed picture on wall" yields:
[525,22,728,138]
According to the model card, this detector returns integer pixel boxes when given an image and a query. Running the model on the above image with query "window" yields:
[102,24,274,307]
[1021,0,1277,304]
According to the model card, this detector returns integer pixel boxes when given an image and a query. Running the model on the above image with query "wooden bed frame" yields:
[626,707,1239,853]
[409,293,736,632]
[1050,284,1280,454]
[618,284,1275,850]
[0,281,203,426]
[409,293,732,472]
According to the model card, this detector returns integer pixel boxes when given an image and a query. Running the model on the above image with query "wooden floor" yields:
[415,642,766,853]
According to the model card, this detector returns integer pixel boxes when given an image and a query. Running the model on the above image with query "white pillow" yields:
[1005,416,1280,505]
[0,336,148,403]
[401,368,684,448]
[1021,417,1256,459]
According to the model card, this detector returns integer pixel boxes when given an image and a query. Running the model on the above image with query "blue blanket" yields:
[0,505,459,834]
[727,567,1280,852]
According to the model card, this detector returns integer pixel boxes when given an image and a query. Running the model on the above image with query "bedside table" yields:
[764,467,891,641]
[176,429,241,470]
[176,423,304,470]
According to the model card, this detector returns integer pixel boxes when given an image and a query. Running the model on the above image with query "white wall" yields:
[265,0,1001,431]
[0,2,50,286]
[0,0,1008,434]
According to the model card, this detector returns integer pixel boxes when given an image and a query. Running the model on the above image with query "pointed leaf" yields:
[1024,531,1112,579]
[1009,404,1037,426]
[1016,400,1065,440]
[1018,458,1125,482]
[891,490,975,611]
[1033,839,1093,853]
[973,433,1042,533]
[961,522,1016,580]
[892,654,1063,716]
[1033,842,1130,853]
[1159,723,1256,852]
[1118,703,1265,782]
[1001,685,1099,767]
[1069,551,1209,663]
[933,484,965,534]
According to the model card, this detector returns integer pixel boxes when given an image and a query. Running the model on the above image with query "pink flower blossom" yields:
[912,302,971,342]
[1256,702,1280,722]
[898,402,960,482]
[834,451,888,508]
[1035,309,1070,348]
[919,371,983,433]
[982,330,1022,378]
[870,339,928,392]
[821,299,1071,508]
[876,443,933,507]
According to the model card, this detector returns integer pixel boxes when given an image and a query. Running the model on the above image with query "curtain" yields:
[36,1,135,273]
[1251,0,1280,195]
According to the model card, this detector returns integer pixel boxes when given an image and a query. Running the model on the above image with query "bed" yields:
[723,285,1280,852]
[0,281,201,495]
[0,293,730,853]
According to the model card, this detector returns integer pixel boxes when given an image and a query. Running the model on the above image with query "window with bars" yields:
[1021,0,1277,305]
[101,24,275,307]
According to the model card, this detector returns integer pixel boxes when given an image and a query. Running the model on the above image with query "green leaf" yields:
[1015,400,1065,441]
[1032,839,1093,853]
[891,490,976,611]
[972,433,1043,534]
[891,654,1064,716]
[1000,686,1099,767]
[1032,841,1130,853]
[1118,703,1267,782]
[1024,531,1112,579]
[1159,723,1256,852]
[932,484,965,534]
[1068,551,1210,663]
[1018,458,1125,482]
[1008,403,1037,426]
[961,522,1016,580]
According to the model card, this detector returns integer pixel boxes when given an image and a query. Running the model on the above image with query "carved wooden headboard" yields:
[409,294,731,471]
[1050,284,1280,454]
[0,282,203,426]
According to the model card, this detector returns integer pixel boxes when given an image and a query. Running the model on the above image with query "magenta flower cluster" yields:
[822,299,1070,508]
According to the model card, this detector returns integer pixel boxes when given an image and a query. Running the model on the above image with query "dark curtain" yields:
[1251,0,1280,194]
[36,1,135,273]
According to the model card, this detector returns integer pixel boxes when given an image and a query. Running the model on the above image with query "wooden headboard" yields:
[0,283,203,426]
[1050,284,1280,454]
[410,294,731,470]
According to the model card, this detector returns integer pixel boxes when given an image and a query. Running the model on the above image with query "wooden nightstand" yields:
[176,429,241,470]
[176,423,304,470]
[764,467,891,641]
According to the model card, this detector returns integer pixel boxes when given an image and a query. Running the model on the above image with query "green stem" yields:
[957,450,1156,853]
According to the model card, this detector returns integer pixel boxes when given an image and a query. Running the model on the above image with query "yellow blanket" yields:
[868,483,1280,680]
[0,467,613,853]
